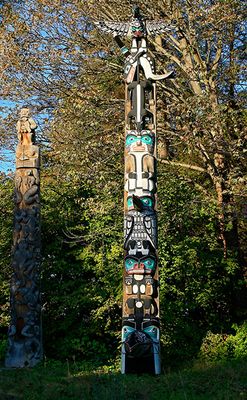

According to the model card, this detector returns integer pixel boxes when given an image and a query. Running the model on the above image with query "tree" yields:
[0,0,246,364]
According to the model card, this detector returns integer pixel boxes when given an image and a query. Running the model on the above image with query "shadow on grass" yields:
[0,358,246,400]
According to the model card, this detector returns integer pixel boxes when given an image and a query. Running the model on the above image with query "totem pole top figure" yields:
[16,107,37,146]
[96,5,172,39]
[95,5,174,83]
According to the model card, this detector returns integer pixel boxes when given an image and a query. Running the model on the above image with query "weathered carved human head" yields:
[20,107,30,119]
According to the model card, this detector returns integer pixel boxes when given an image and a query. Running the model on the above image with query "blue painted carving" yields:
[96,5,174,374]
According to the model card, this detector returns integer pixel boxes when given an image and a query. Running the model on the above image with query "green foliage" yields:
[156,168,245,365]
[0,174,13,344]
[199,323,247,361]
[0,0,246,371]
[1,166,245,366]
[40,171,122,362]
[229,323,247,359]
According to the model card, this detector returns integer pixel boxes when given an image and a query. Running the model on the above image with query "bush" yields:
[199,322,247,361]
[227,322,247,359]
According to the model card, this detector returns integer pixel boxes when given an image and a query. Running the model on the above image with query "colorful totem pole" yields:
[5,108,42,368]
[96,5,173,374]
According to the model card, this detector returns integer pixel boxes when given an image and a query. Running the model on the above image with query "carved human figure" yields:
[5,108,42,368]
[125,130,156,197]
[16,108,37,145]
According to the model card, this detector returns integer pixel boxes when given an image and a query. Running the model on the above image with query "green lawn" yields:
[0,359,246,400]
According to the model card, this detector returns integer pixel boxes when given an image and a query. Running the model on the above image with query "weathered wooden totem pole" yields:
[5,108,42,368]
[97,5,173,374]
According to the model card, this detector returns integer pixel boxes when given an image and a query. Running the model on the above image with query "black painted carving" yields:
[96,5,174,374]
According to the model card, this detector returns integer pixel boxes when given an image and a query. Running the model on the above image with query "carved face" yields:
[131,20,145,38]
[125,255,156,275]
[20,108,30,118]
[125,130,154,153]
[127,195,154,210]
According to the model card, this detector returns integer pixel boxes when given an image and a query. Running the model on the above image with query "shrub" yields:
[199,322,247,361]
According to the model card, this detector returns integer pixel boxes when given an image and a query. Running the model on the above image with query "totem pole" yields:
[5,108,42,368]
[96,6,173,374]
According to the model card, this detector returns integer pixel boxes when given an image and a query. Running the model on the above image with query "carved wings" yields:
[95,20,174,37]
[146,21,174,36]
[95,21,130,37]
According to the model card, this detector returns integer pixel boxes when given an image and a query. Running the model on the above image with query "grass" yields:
[0,359,246,400]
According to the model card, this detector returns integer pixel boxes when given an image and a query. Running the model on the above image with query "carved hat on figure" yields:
[16,107,37,146]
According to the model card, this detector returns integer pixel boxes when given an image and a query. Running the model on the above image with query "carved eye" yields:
[125,258,135,270]
[126,135,137,146]
[141,197,153,207]
[143,258,155,269]
[141,135,152,145]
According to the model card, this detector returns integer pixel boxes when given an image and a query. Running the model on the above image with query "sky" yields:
[0,150,15,173]
[0,100,16,173]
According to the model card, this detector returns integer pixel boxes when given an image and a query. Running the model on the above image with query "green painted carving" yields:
[97,4,174,374]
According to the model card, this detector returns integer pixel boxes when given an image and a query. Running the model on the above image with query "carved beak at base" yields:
[140,57,175,81]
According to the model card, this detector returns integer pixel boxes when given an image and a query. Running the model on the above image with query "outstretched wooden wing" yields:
[146,21,174,36]
[95,21,130,37]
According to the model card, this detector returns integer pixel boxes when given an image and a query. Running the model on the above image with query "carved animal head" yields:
[131,5,146,38]
[131,19,146,38]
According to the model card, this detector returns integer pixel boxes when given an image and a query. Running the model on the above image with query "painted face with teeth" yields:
[125,256,156,275]
[125,130,154,153]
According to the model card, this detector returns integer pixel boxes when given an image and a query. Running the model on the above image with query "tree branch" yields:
[158,159,208,173]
